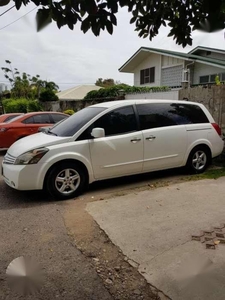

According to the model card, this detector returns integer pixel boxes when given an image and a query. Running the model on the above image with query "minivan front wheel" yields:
[186,146,211,174]
[46,162,87,200]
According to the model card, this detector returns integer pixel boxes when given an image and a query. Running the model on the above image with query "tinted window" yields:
[22,114,51,124]
[4,115,20,122]
[22,116,34,124]
[137,104,177,130]
[78,106,137,140]
[169,103,208,124]
[137,103,209,130]
[6,115,24,123]
[33,114,51,124]
[50,107,106,137]
[94,106,137,136]
[51,113,67,123]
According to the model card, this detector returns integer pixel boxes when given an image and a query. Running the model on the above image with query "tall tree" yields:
[1,60,58,99]
[95,78,116,87]
[0,0,225,46]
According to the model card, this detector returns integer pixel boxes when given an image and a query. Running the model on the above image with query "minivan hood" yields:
[8,133,70,157]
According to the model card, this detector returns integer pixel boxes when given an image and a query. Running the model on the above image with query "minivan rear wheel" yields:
[186,146,211,174]
[46,162,87,200]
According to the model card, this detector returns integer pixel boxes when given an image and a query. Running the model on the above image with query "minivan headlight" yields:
[14,148,49,165]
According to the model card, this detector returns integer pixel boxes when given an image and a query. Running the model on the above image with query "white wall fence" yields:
[125,90,179,100]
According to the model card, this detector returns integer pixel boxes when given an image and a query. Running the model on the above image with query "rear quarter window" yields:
[51,113,67,123]
[137,103,209,130]
[168,103,209,124]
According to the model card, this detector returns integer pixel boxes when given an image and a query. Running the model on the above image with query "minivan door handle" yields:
[146,136,156,141]
[130,138,141,143]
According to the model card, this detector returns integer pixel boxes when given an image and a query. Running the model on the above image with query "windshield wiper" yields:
[47,130,58,136]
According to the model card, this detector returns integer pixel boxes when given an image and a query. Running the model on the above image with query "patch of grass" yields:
[188,167,225,181]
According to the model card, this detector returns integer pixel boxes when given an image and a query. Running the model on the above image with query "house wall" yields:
[125,90,179,100]
[161,56,184,67]
[192,62,225,84]
[133,54,186,87]
[133,53,161,86]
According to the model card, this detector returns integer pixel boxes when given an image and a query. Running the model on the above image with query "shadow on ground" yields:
[0,164,187,211]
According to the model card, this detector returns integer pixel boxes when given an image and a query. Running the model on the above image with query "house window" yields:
[140,67,155,84]
[199,75,209,84]
[200,73,222,84]
[210,74,217,82]
[222,73,225,81]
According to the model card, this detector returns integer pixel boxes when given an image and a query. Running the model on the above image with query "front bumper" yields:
[1,162,44,191]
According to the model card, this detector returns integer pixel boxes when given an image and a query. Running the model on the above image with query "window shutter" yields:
[140,70,144,84]
[150,67,155,83]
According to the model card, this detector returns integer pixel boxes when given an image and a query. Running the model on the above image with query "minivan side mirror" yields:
[91,128,105,138]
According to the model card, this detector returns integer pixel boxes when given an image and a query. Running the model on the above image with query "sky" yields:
[0,4,225,91]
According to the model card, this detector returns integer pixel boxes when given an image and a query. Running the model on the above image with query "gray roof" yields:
[57,85,102,100]
[119,47,225,73]
[189,46,225,55]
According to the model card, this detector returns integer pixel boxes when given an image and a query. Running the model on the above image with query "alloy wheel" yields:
[192,151,207,171]
[55,168,80,195]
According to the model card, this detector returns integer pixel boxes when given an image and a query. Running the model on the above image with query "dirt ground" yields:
[62,169,193,300]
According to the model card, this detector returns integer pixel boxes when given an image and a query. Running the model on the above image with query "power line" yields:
[0,5,15,17]
[0,7,37,31]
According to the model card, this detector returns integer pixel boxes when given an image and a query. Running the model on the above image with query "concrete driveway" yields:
[87,177,225,299]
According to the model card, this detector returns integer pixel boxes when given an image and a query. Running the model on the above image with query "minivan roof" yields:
[90,99,202,108]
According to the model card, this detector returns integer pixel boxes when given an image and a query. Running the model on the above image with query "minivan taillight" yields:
[212,123,222,136]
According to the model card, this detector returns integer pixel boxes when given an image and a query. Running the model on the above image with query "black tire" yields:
[186,146,211,174]
[46,161,88,200]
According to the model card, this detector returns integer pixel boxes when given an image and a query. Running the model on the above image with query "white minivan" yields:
[1,100,224,199]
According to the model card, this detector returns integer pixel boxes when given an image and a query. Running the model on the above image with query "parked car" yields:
[2,100,224,200]
[38,115,69,133]
[0,113,23,123]
[0,111,68,148]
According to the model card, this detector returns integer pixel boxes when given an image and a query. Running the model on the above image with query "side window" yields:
[137,104,177,130]
[77,106,137,140]
[5,115,17,122]
[33,114,51,124]
[168,104,209,124]
[22,116,34,124]
[51,114,67,123]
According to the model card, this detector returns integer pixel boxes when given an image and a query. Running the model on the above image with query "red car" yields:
[0,112,68,148]
[0,113,23,123]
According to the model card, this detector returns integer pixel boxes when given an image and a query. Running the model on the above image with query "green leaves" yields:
[1,0,225,47]
[36,8,52,31]
[84,84,170,99]
[81,17,91,33]
[106,20,113,34]
[0,0,10,7]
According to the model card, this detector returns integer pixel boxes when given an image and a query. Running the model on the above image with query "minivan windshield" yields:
[50,106,106,137]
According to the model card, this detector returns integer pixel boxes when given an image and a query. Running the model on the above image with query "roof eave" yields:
[119,47,192,73]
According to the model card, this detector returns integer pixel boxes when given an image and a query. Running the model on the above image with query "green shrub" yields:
[27,100,43,112]
[84,85,170,99]
[64,109,75,115]
[39,89,58,102]
[2,98,42,113]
